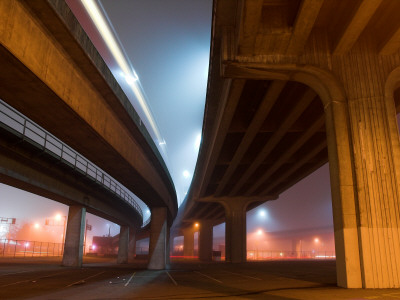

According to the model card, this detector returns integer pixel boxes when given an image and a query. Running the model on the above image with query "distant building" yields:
[91,236,118,256]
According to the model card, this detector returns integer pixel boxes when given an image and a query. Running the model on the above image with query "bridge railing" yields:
[0,100,146,223]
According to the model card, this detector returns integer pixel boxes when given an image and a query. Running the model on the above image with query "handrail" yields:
[0,100,148,225]
[142,217,151,228]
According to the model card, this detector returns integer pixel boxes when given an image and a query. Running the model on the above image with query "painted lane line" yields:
[1,270,70,287]
[66,271,106,287]
[124,272,136,287]
[0,270,30,276]
[194,271,222,283]
[166,271,178,286]
[222,270,262,281]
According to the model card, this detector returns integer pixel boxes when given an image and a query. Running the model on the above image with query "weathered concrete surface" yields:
[183,228,195,257]
[117,226,129,264]
[128,227,137,262]
[199,220,213,262]
[0,0,177,220]
[62,205,86,267]
[176,0,400,289]
[148,207,167,270]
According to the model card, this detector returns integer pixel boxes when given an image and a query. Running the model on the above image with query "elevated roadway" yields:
[174,0,400,289]
[0,0,177,269]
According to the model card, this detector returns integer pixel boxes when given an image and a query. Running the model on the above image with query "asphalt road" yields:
[1,257,400,299]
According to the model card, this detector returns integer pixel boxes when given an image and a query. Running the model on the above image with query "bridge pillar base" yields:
[148,207,167,270]
[199,220,213,261]
[128,227,136,262]
[62,205,86,267]
[183,228,195,257]
[224,200,247,263]
[117,225,129,264]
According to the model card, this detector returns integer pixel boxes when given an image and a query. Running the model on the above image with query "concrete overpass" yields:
[0,0,177,269]
[173,0,400,289]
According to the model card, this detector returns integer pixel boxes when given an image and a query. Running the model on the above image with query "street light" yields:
[45,214,67,244]
[258,209,267,218]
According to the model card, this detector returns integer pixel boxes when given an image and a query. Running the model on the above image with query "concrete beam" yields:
[286,0,324,55]
[333,0,383,55]
[215,80,287,196]
[230,88,317,195]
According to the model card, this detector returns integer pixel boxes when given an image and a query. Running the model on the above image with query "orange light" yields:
[194,223,199,228]
[314,238,319,243]
[257,229,263,235]
[34,223,40,229]
[55,214,62,221]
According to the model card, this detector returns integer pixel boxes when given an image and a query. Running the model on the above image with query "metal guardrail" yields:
[247,250,336,260]
[0,239,64,257]
[142,217,151,228]
[0,100,146,223]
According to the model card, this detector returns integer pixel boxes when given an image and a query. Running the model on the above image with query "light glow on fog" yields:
[80,0,163,147]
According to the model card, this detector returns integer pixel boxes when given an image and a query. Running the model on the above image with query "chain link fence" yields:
[247,250,336,260]
[0,239,64,257]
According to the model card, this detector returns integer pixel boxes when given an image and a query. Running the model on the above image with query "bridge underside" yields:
[175,0,400,289]
[0,0,177,220]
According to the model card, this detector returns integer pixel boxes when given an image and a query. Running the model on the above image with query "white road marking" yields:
[0,270,30,276]
[166,271,178,286]
[124,272,136,287]
[222,270,262,281]
[1,270,70,287]
[194,271,222,283]
[66,271,105,287]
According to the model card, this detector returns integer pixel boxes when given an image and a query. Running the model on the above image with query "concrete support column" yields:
[169,235,175,256]
[224,199,247,263]
[199,220,213,261]
[128,227,136,262]
[325,99,363,288]
[347,94,400,289]
[148,207,167,270]
[166,225,171,267]
[62,205,86,267]
[117,225,129,264]
[326,56,400,288]
[183,228,195,257]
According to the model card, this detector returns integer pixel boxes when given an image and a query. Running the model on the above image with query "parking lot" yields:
[1,257,400,299]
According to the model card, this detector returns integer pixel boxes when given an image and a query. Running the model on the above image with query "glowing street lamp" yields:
[258,209,266,218]
[194,222,199,228]
[45,214,67,244]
